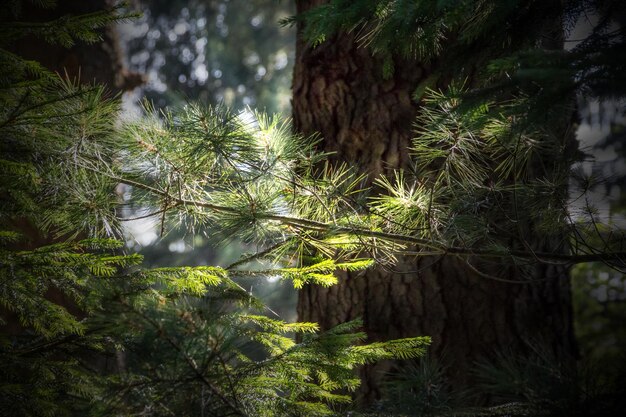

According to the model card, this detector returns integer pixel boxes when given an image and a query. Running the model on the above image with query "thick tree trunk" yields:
[293,0,577,404]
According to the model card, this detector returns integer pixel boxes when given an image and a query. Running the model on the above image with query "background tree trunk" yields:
[293,0,578,404]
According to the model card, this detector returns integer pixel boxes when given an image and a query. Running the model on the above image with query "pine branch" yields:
[107,168,623,266]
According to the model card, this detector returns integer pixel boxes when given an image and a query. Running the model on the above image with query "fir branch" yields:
[120,300,249,417]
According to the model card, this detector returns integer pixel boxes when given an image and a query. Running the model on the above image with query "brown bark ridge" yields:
[293,0,577,405]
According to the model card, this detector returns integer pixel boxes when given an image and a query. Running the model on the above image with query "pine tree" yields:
[0,4,143,414]
[1,3,432,415]
[72,1,623,413]
[4,1,625,415]
[89,85,624,415]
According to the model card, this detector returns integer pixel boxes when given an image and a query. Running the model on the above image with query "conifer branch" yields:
[111,170,623,266]
[122,300,248,417]
[92,161,624,269]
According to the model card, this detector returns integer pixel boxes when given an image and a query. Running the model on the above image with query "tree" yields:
[5,0,143,93]
[93,1,625,411]
[286,0,625,403]
[6,1,625,415]
[121,0,299,323]
[100,84,625,416]
[77,0,623,413]
[0,5,143,414]
[1,4,431,416]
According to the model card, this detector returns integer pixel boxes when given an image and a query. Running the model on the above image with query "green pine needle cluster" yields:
[2,0,625,415]
[107,90,624,273]
[1,3,432,415]
[1,1,139,48]
[97,272,430,416]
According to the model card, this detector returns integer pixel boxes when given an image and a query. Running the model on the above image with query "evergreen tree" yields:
[3,1,626,415]
[0,3,431,415]
[110,0,625,413]
[283,0,626,405]
[94,81,624,415]
[294,1,624,406]
[287,0,565,402]
[0,4,143,414]
[121,0,299,322]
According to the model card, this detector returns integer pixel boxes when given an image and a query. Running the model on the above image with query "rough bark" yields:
[293,0,577,404]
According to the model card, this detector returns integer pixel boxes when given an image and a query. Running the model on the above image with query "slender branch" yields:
[225,239,291,270]
[118,206,176,222]
[88,167,626,266]
[12,326,105,356]
[0,87,95,128]
[122,301,248,416]
[456,255,542,284]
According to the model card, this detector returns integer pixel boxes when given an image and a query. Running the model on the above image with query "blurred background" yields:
[118,0,298,321]
[120,0,294,112]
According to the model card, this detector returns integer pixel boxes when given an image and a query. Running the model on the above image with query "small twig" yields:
[225,239,291,271]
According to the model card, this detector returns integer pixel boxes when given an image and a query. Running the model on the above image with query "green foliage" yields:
[0,3,432,416]
[380,355,463,416]
[106,89,625,278]
[377,349,626,417]
[0,4,137,48]
[0,236,145,417]
[102,291,429,416]
[469,349,626,417]
[2,0,625,415]
[0,69,425,414]
[283,0,568,81]
[289,0,624,98]
[0,37,125,237]
[278,258,375,288]
[0,73,428,415]
[0,237,140,336]
[0,6,137,413]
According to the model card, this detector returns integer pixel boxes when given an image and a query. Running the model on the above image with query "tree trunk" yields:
[292,0,577,404]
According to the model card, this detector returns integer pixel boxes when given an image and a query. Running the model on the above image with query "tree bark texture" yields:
[293,0,577,404]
